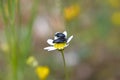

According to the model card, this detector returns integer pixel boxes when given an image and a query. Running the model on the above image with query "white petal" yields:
[63,31,67,37]
[48,48,56,51]
[47,39,54,45]
[67,35,73,43]
[44,46,56,51]
[44,46,55,50]
[54,36,58,40]
[65,44,69,47]
[54,32,59,39]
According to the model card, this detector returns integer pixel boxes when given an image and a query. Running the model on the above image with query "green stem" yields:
[60,50,68,80]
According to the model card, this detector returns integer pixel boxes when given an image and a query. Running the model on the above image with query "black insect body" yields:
[53,33,67,43]
[53,38,67,43]
[55,33,65,38]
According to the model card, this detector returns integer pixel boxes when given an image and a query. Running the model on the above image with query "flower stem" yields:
[60,50,68,80]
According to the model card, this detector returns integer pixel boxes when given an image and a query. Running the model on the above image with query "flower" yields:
[64,4,80,20]
[0,43,9,53]
[108,0,120,8]
[44,31,73,51]
[26,56,38,67]
[111,12,120,26]
[35,66,50,80]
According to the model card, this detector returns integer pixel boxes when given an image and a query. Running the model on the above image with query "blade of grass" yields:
[25,0,39,56]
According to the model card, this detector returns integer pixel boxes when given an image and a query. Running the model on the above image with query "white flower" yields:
[44,31,73,51]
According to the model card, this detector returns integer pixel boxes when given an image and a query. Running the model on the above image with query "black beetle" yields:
[55,33,65,38]
[53,38,67,43]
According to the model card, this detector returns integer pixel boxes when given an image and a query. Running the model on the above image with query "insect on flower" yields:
[44,31,73,51]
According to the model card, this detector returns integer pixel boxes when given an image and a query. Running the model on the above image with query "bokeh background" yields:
[0,0,120,80]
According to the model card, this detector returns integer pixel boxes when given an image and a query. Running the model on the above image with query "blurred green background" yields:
[0,0,120,80]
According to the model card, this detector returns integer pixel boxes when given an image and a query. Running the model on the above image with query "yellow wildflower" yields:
[108,0,120,8]
[0,43,9,53]
[111,12,120,26]
[26,56,38,67]
[35,66,50,80]
[64,4,80,20]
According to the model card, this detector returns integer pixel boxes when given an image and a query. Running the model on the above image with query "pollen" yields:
[54,43,66,50]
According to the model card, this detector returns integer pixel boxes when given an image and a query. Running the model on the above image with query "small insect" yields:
[53,33,67,43]
[53,38,67,43]
[55,33,65,38]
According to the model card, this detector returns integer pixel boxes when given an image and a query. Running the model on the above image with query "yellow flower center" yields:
[54,43,66,50]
